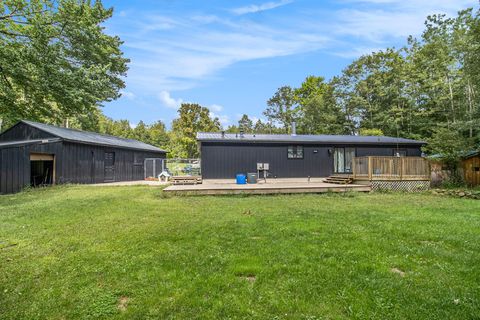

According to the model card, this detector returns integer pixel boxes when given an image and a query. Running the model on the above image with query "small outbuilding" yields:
[463,151,480,186]
[0,120,166,194]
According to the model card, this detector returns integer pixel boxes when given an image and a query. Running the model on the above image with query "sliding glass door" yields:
[334,148,356,173]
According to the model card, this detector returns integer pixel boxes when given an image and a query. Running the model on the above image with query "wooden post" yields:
[368,156,373,181]
[400,157,404,181]
[426,158,431,181]
[352,157,356,179]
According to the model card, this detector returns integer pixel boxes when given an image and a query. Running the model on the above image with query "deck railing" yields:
[352,156,430,181]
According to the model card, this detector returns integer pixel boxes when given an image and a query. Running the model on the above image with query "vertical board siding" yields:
[201,142,423,179]
[0,146,31,194]
[0,141,165,194]
[463,156,480,186]
[0,123,55,141]
[201,142,333,179]
[58,142,165,184]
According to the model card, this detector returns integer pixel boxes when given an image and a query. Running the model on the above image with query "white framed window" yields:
[288,145,304,159]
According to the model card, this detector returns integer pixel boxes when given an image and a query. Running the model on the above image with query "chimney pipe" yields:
[239,129,245,138]
[291,122,296,136]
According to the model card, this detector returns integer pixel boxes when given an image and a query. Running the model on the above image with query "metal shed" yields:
[197,132,426,179]
[0,120,166,194]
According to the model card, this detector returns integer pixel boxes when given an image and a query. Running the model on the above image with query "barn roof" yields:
[0,138,61,149]
[19,120,166,153]
[197,132,426,145]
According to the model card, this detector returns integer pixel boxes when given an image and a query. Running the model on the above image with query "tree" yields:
[359,128,384,136]
[148,121,169,149]
[0,0,129,128]
[133,121,149,143]
[238,114,253,133]
[336,49,412,137]
[264,86,296,133]
[170,103,221,158]
[294,76,347,134]
[425,126,472,183]
[252,119,283,134]
[95,115,168,149]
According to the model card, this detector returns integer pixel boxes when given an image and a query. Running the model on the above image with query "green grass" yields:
[1,186,480,319]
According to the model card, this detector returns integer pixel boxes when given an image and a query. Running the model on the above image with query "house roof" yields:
[197,132,426,145]
[18,120,166,153]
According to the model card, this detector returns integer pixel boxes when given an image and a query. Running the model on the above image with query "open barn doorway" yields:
[30,153,55,187]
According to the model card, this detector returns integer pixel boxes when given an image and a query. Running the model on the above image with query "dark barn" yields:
[198,132,425,179]
[0,120,166,194]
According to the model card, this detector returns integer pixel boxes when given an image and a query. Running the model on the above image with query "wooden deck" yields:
[163,178,371,195]
[352,156,430,181]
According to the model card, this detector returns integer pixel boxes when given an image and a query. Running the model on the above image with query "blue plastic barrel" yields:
[236,174,247,184]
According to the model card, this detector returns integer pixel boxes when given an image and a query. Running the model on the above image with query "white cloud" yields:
[110,0,474,99]
[209,104,223,112]
[231,0,293,15]
[119,16,329,92]
[120,90,135,100]
[210,112,230,126]
[158,91,183,109]
[332,0,474,42]
[157,90,228,124]
[331,46,385,58]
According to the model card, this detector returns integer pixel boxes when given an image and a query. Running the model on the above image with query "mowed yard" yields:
[1,187,480,319]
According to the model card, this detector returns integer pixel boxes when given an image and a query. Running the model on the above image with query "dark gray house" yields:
[0,120,166,194]
[197,132,425,179]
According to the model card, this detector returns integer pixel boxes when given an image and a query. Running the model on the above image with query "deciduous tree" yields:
[0,0,129,128]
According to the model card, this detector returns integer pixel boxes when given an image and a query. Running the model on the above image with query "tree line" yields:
[1,1,479,162]
[229,8,480,166]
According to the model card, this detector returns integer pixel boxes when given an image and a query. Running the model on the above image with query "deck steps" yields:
[323,176,353,185]
[171,176,203,185]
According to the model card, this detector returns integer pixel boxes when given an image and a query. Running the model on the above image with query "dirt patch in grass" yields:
[117,296,129,312]
[391,267,406,277]
[237,273,256,282]
[242,209,253,215]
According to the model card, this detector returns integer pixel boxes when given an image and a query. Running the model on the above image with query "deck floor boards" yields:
[164,178,371,195]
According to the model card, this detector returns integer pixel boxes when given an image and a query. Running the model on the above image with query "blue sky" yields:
[101,0,475,128]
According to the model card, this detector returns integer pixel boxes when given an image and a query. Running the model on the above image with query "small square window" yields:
[134,153,143,165]
[288,146,303,159]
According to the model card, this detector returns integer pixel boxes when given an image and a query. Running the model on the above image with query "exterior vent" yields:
[291,122,297,136]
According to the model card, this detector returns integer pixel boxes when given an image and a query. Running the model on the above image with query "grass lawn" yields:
[1,186,480,319]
